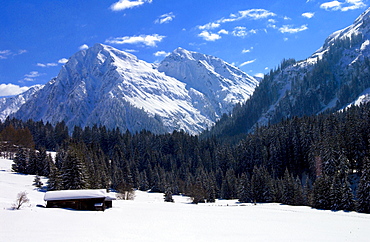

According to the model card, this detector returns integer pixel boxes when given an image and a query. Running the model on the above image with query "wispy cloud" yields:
[320,0,366,11]
[155,12,175,24]
[0,49,27,59]
[37,58,68,68]
[197,9,277,41]
[242,47,254,53]
[279,24,308,33]
[0,83,30,97]
[153,51,170,57]
[110,0,152,11]
[198,31,221,41]
[105,34,165,47]
[198,9,276,30]
[240,59,256,67]
[0,50,12,59]
[199,22,221,30]
[37,62,58,68]
[232,27,258,37]
[218,29,229,35]
[302,12,315,18]
[22,71,44,82]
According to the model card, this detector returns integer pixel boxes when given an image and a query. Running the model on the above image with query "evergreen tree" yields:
[26,149,38,175]
[164,186,174,202]
[47,160,62,191]
[12,148,28,174]
[61,145,89,190]
[238,173,251,203]
[357,157,370,213]
[312,175,332,210]
[33,175,43,188]
[250,166,272,203]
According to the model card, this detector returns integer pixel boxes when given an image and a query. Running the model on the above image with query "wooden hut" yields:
[44,189,116,211]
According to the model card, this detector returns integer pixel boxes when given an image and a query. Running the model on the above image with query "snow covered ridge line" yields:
[5,43,258,135]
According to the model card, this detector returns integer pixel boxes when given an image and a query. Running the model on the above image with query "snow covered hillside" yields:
[158,47,258,120]
[208,7,370,139]
[1,158,369,242]
[0,85,43,121]
[8,44,258,135]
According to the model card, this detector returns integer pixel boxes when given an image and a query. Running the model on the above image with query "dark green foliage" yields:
[312,175,332,210]
[47,161,63,191]
[3,100,370,212]
[33,175,43,188]
[12,148,29,174]
[250,166,272,203]
[356,157,370,213]
[61,144,89,190]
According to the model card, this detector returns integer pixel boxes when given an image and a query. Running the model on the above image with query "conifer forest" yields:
[3,101,370,213]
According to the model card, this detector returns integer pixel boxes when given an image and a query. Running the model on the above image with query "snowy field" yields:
[1,158,370,242]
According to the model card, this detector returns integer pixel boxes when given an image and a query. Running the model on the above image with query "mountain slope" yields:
[11,44,257,134]
[0,85,43,121]
[158,48,258,121]
[207,7,370,140]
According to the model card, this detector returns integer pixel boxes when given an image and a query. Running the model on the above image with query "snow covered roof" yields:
[44,189,116,201]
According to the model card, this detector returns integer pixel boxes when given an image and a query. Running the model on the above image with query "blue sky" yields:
[0,0,368,96]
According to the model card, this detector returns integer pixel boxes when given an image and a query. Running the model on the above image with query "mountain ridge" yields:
[206,7,370,141]
[6,44,258,134]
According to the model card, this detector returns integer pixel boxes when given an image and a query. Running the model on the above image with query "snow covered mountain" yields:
[158,47,258,121]
[0,85,43,121]
[9,44,257,134]
[208,7,370,139]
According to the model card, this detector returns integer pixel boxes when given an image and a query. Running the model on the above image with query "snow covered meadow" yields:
[1,158,369,242]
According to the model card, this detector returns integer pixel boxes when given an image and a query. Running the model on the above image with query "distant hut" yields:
[44,189,116,211]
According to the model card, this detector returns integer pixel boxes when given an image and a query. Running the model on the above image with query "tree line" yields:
[2,102,370,212]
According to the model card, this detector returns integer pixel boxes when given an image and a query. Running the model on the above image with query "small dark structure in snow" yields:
[44,189,116,211]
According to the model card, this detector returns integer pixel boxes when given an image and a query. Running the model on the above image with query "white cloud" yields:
[218,29,229,35]
[21,71,44,82]
[0,50,12,59]
[232,27,258,37]
[302,12,315,18]
[105,34,165,47]
[198,22,221,30]
[198,9,276,33]
[320,0,366,11]
[37,58,68,67]
[17,50,27,55]
[233,27,248,37]
[110,0,152,11]
[0,84,30,97]
[240,59,256,67]
[219,9,276,24]
[58,58,68,64]
[155,12,175,24]
[198,31,221,41]
[0,49,27,59]
[79,44,89,50]
[279,24,308,33]
[242,47,254,53]
[237,9,276,20]
[25,71,42,78]
[37,62,58,68]
[153,51,170,57]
